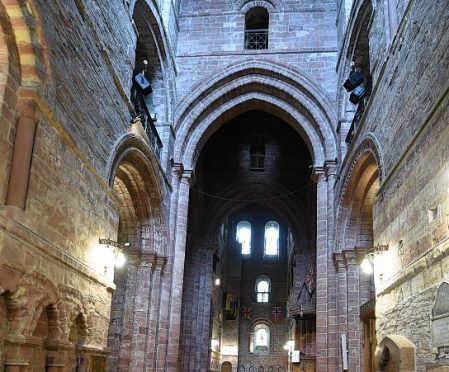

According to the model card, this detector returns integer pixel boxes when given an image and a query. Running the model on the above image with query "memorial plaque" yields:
[431,282,449,358]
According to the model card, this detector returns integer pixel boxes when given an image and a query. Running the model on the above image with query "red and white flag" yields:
[242,305,253,320]
[271,306,283,323]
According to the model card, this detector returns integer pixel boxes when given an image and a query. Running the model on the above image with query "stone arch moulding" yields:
[235,0,284,13]
[0,0,50,86]
[174,59,338,172]
[106,132,168,254]
[375,334,416,371]
[337,133,384,207]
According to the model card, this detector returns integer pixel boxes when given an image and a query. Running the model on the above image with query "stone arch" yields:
[376,334,416,372]
[5,272,60,337]
[222,361,233,372]
[174,60,337,171]
[0,0,49,86]
[107,134,167,254]
[336,135,384,252]
[0,2,21,204]
[234,0,284,12]
[131,0,175,124]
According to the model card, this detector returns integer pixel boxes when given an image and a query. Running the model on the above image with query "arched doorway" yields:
[222,361,233,372]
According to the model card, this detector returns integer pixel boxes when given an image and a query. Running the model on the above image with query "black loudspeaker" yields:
[343,71,364,92]
[133,72,152,94]
[349,84,366,104]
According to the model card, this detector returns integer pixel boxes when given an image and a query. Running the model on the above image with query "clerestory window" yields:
[236,221,252,255]
[264,221,279,257]
[244,7,269,50]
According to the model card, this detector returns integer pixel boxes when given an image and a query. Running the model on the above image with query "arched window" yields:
[250,323,270,355]
[244,7,269,50]
[264,221,279,257]
[255,275,271,302]
[237,221,252,255]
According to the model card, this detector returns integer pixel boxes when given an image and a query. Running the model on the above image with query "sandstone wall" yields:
[175,0,338,105]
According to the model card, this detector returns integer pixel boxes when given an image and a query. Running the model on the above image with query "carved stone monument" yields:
[431,282,449,361]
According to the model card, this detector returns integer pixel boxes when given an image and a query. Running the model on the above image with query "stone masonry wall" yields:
[336,0,449,370]
[176,0,338,105]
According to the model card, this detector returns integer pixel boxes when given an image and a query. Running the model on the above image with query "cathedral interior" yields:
[0,0,448,371]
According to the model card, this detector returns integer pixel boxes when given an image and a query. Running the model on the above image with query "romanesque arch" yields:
[174,59,337,170]
[333,135,384,372]
[107,136,168,370]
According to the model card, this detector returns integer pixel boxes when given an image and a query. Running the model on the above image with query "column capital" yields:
[171,162,184,179]
[332,252,346,271]
[310,165,326,183]
[181,169,196,186]
[154,255,167,271]
[343,249,358,266]
[324,159,338,178]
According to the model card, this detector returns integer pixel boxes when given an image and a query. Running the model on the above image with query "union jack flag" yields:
[241,305,253,320]
[271,306,283,323]
[305,267,314,294]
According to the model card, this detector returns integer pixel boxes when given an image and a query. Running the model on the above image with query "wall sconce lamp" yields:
[98,238,128,268]
[214,277,221,286]
[360,242,389,274]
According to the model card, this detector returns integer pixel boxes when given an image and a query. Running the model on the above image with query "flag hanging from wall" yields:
[242,305,253,320]
[305,267,315,295]
[271,306,283,323]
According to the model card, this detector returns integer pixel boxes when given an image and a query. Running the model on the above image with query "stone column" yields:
[333,252,348,371]
[128,253,156,370]
[343,251,361,372]
[166,169,194,372]
[114,254,140,370]
[6,100,37,210]
[145,255,167,370]
[325,161,338,372]
[155,163,183,372]
[181,245,213,372]
[313,166,329,372]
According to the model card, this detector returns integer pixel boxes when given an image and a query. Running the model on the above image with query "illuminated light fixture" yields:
[343,63,367,104]
[360,242,389,274]
[98,238,127,268]
[215,278,221,286]
[211,339,220,350]
[361,257,373,274]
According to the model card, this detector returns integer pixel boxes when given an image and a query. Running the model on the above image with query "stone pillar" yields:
[6,100,37,210]
[181,245,214,372]
[166,169,194,372]
[325,161,338,372]
[333,252,348,371]
[145,255,167,370]
[313,166,328,372]
[343,251,361,372]
[155,163,183,372]
[129,253,156,370]
[116,254,140,370]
